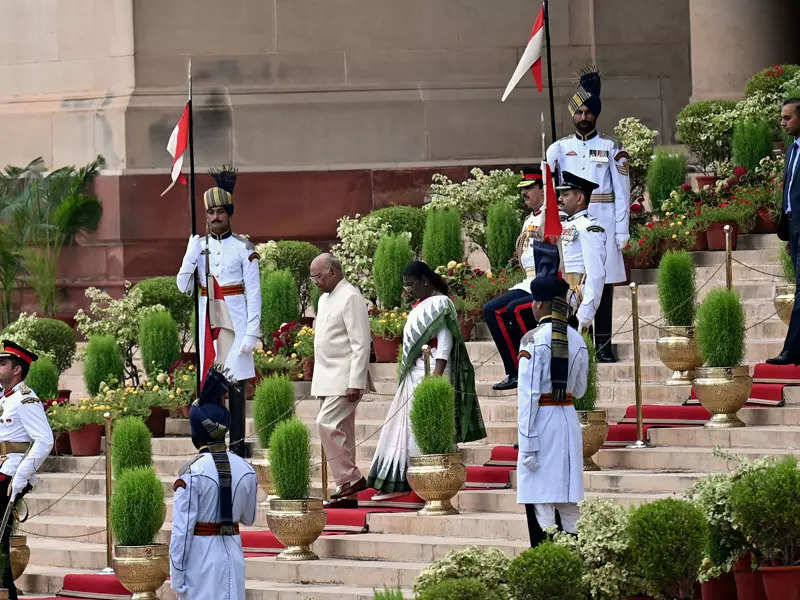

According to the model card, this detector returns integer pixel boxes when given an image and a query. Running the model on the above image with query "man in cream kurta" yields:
[310,253,372,507]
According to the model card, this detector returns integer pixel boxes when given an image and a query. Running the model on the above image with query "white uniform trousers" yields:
[316,395,362,486]
[534,502,580,534]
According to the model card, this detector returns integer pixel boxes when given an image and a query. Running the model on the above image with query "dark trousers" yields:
[483,290,536,377]
[0,476,18,599]
[229,382,246,458]
[524,504,563,547]
[782,216,800,357]
[594,283,614,351]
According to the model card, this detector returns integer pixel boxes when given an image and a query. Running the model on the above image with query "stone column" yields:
[690,0,800,101]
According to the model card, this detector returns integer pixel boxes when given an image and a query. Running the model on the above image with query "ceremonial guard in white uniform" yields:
[516,277,588,546]
[558,171,607,333]
[0,341,53,598]
[547,66,630,362]
[170,366,258,600]
[177,167,262,457]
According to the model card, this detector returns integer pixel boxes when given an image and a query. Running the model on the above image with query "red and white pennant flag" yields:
[501,4,545,101]
[160,103,190,196]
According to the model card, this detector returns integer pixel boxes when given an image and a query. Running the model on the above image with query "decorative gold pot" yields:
[9,535,29,580]
[775,284,795,326]
[406,452,466,516]
[266,498,326,561]
[579,410,609,471]
[250,448,273,497]
[693,366,752,428]
[112,544,169,599]
[656,326,704,385]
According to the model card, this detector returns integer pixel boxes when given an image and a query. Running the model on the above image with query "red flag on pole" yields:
[201,277,223,385]
[542,161,562,242]
[161,103,190,196]
[501,3,545,101]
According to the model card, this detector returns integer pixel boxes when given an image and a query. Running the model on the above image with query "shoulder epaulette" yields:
[233,233,255,251]
[178,454,204,476]
[19,384,32,395]
[20,397,41,405]
[586,224,605,233]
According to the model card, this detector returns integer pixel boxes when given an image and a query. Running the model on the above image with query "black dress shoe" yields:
[596,344,617,363]
[765,352,800,365]
[330,476,367,500]
[323,497,358,509]
[492,376,518,391]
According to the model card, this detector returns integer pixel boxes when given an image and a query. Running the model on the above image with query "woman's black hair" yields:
[403,260,449,295]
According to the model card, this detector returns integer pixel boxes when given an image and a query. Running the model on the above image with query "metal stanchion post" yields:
[320,398,328,501]
[725,224,733,290]
[626,283,649,449]
[102,412,114,572]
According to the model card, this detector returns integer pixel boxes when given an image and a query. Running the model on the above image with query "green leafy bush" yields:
[111,416,152,479]
[269,417,310,500]
[628,498,708,599]
[732,119,773,172]
[781,245,796,283]
[29,317,76,374]
[84,335,124,396]
[508,542,584,600]
[261,269,299,338]
[646,151,687,213]
[745,64,800,97]
[365,205,426,255]
[417,578,491,600]
[27,355,59,400]
[730,456,800,565]
[372,588,404,600]
[273,240,320,315]
[614,117,659,199]
[413,546,512,600]
[486,200,521,272]
[574,333,597,411]
[657,250,696,327]
[138,310,180,378]
[132,277,192,347]
[110,466,165,546]
[410,375,455,455]
[696,289,745,367]
[676,100,739,172]
[422,209,463,269]
[253,376,295,450]
[373,235,413,309]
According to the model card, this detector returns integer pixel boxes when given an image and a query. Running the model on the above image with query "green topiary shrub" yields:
[781,245,796,283]
[84,334,124,395]
[111,416,152,479]
[138,310,180,378]
[253,376,295,450]
[676,100,739,172]
[269,417,310,499]
[422,209,463,268]
[372,588,404,600]
[132,276,192,346]
[732,119,773,172]
[696,289,745,367]
[311,283,322,315]
[365,205,426,255]
[410,375,455,455]
[261,269,299,338]
[657,250,696,327]
[730,456,800,565]
[413,546,512,600]
[26,355,59,400]
[628,498,708,600]
[646,151,687,213]
[745,64,800,97]
[486,200,521,272]
[417,578,491,600]
[508,542,584,600]
[28,317,76,374]
[273,240,320,314]
[110,466,165,546]
[374,235,414,309]
[574,333,597,411]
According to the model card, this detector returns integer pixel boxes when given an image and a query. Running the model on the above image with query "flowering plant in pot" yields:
[254,349,300,379]
[292,325,315,380]
[369,308,407,363]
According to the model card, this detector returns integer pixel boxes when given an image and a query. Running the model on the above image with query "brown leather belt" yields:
[0,442,30,455]
[193,522,240,536]
[538,394,575,407]
[590,193,615,203]
[200,284,245,297]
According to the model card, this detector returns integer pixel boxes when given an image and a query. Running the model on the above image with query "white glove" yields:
[615,233,630,251]
[9,475,27,501]
[578,319,591,333]
[186,234,204,264]
[239,335,258,355]
[521,452,539,472]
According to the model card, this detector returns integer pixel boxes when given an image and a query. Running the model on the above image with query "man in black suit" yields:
[767,98,800,365]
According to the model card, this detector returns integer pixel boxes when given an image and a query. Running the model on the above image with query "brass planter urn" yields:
[579,410,609,471]
[250,448,273,497]
[656,326,704,385]
[266,498,326,561]
[775,284,795,326]
[693,366,752,428]
[112,544,169,599]
[9,535,29,580]
[407,452,466,516]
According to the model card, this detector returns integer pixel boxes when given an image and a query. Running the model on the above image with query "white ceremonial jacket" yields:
[561,210,607,325]
[169,451,258,600]
[547,132,630,283]
[177,232,262,381]
[311,279,372,397]
[516,322,587,504]
[0,381,53,488]
[511,210,545,293]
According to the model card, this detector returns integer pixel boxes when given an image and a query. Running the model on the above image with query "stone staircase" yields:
[16,233,800,599]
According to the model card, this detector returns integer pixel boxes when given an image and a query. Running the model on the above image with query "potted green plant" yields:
[417,578,491,600]
[413,546,512,600]
[251,376,295,496]
[110,466,168,597]
[694,289,750,428]
[293,325,315,381]
[261,269,300,341]
[406,375,466,516]
[65,401,106,456]
[370,308,406,363]
[132,276,194,351]
[676,100,738,180]
[422,208,463,269]
[508,542,584,600]
[646,151,688,214]
[26,354,59,403]
[111,416,152,479]
[656,251,703,385]
[775,245,795,326]
[575,333,607,470]
[139,310,180,379]
[373,234,414,310]
[83,334,125,397]
[254,349,301,379]
[628,498,708,600]
[486,200,521,272]
[266,417,325,560]
[46,402,72,455]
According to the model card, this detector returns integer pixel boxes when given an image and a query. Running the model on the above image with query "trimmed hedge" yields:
[486,200,521,271]
[696,289,745,367]
[365,205,426,255]
[133,277,192,341]
[374,234,414,309]
[261,269,299,338]
[111,416,152,479]
[422,209,463,268]
[26,355,59,401]
[84,335,124,395]
[269,417,311,500]
[138,310,180,377]
[410,376,455,455]
[110,467,165,546]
